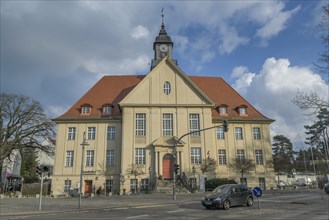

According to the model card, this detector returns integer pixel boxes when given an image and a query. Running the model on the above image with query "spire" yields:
[155,8,172,44]
[161,8,165,29]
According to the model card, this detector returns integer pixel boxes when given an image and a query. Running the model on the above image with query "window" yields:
[218,149,226,165]
[163,113,173,136]
[216,127,225,140]
[67,127,76,140]
[235,127,243,140]
[255,150,264,165]
[163,81,171,95]
[219,106,227,115]
[189,178,197,189]
[64,179,71,193]
[103,105,112,115]
[136,113,146,136]
[191,147,201,164]
[141,179,149,190]
[237,149,245,160]
[253,127,261,140]
[106,150,114,166]
[189,114,200,136]
[86,150,94,167]
[66,151,74,167]
[107,126,115,140]
[88,127,96,140]
[130,179,138,193]
[135,148,146,164]
[239,107,247,115]
[81,106,90,114]
[106,179,113,195]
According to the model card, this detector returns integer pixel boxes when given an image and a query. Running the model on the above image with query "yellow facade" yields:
[52,58,276,196]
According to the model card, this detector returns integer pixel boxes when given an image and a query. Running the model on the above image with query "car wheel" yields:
[246,197,253,206]
[223,200,230,210]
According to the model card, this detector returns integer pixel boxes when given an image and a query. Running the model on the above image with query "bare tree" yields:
[229,158,255,184]
[0,93,55,165]
[200,157,217,174]
[125,163,145,192]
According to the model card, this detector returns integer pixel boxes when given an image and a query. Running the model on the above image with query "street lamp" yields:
[148,167,152,190]
[78,132,89,209]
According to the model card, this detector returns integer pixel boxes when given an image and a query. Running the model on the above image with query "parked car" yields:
[295,178,312,186]
[201,184,253,210]
[324,183,329,194]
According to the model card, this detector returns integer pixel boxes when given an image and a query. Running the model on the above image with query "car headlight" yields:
[214,197,221,201]
[202,197,205,201]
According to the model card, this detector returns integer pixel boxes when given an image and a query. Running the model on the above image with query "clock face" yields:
[160,44,168,52]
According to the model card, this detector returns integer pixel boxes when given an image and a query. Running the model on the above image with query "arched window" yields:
[163,81,171,95]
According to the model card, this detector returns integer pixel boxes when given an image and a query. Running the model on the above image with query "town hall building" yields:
[52,17,276,196]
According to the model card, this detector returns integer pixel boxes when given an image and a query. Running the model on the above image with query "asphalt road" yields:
[1,189,328,220]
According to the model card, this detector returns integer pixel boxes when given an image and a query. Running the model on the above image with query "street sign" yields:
[253,186,263,198]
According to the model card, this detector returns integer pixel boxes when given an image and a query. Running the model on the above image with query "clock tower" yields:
[150,11,177,70]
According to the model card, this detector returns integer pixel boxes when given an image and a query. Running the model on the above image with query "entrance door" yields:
[162,154,174,180]
[84,180,92,195]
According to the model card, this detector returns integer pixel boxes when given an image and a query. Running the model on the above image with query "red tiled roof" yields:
[54,75,272,122]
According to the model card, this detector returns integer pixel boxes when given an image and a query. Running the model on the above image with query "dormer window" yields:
[218,105,228,115]
[103,105,112,115]
[238,106,247,115]
[81,106,91,115]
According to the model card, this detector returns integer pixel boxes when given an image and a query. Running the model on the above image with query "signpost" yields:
[253,186,263,209]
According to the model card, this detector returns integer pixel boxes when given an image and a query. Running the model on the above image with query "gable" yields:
[120,57,214,107]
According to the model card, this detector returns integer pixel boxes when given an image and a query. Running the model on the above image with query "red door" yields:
[162,154,174,180]
[84,180,92,195]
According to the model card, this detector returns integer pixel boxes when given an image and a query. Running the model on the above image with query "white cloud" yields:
[218,24,249,54]
[131,25,149,39]
[256,5,301,39]
[232,57,328,142]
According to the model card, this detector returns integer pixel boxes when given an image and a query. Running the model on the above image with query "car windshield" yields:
[212,185,231,194]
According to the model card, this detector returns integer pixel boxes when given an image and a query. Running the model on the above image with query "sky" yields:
[1,0,328,149]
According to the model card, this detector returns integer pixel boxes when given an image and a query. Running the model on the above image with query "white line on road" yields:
[134,204,168,209]
[166,209,185,213]
[126,214,149,219]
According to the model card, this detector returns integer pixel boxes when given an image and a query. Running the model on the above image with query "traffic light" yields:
[223,120,229,132]
[174,164,180,174]
[42,165,49,173]
[36,166,42,176]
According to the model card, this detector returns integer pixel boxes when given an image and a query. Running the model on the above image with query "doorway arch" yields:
[162,154,174,180]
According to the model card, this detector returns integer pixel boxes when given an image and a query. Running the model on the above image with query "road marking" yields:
[134,204,167,209]
[126,214,149,219]
[167,209,185,213]
[114,207,129,210]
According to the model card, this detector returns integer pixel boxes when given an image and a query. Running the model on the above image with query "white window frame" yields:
[66,151,74,167]
[219,107,227,115]
[218,149,226,165]
[68,127,76,140]
[235,127,243,140]
[191,147,201,164]
[189,114,200,136]
[106,150,114,166]
[86,150,94,167]
[239,107,247,115]
[253,127,261,140]
[64,179,71,192]
[103,106,112,115]
[237,149,245,160]
[130,179,138,193]
[216,127,225,140]
[141,179,149,190]
[255,150,264,165]
[136,113,146,136]
[107,126,115,140]
[81,106,90,114]
[135,148,146,164]
[163,81,171,95]
[163,113,173,136]
[88,127,96,140]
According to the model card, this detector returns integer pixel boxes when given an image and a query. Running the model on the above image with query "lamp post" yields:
[172,121,229,200]
[78,132,89,209]
[148,166,152,190]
